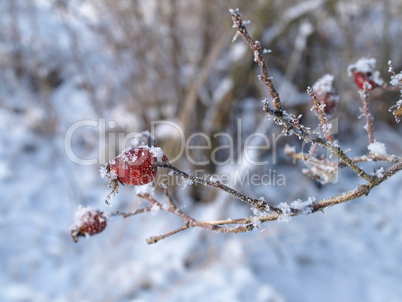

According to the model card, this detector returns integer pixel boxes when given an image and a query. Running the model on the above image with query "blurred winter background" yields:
[1,0,402,301]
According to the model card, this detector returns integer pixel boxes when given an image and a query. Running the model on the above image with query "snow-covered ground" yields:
[1,1,402,301]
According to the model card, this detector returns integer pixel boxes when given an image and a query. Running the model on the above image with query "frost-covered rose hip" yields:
[347,58,384,91]
[312,74,339,114]
[351,70,379,91]
[70,207,107,242]
[101,146,168,204]
[109,147,158,185]
[103,146,168,185]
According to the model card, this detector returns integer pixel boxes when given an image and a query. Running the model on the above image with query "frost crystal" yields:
[232,31,241,42]
[129,131,153,147]
[99,164,117,180]
[72,205,96,228]
[347,57,384,86]
[135,183,155,196]
[161,203,170,211]
[368,141,387,156]
[375,167,385,178]
[181,177,194,190]
[251,215,264,231]
[99,166,108,179]
[149,146,165,162]
[311,74,339,114]
[277,202,291,223]
[150,203,161,216]
[348,57,377,75]
[291,197,315,215]
[390,72,402,87]
[312,74,335,96]
[253,51,259,62]
[388,60,393,72]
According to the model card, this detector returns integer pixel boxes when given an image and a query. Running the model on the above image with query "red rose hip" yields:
[108,146,158,186]
[347,58,384,91]
[352,70,378,91]
[70,207,107,242]
[101,146,168,204]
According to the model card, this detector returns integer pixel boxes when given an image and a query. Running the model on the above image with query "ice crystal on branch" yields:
[251,215,264,231]
[277,202,291,223]
[375,167,385,178]
[291,197,315,215]
[181,176,194,189]
[135,183,155,196]
[348,57,378,74]
[368,141,387,156]
[390,73,402,87]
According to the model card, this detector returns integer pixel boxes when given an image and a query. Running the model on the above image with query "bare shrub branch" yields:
[72,8,402,244]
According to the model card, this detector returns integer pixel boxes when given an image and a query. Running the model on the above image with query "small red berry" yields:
[70,207,107,242]
[348,58,383,91]
[352,70,378,91]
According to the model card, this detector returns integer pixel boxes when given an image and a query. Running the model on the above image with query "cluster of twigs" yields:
[113,185,257,244]
[106,8,402,244]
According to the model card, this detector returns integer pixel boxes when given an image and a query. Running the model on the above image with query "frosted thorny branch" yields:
[106,8,402,243]
[72,8,402,244]
[360,84,375,144]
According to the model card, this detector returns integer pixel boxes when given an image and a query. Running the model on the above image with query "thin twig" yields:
[314,161,402,210]
[111,207,152,218]
[360,84,375,144]
[286,149,400,167]
[230,8,282,110]
[156,162,282,213]
[139,193,197,223]
[307,87,334,143]
[147,224,191,244]
[161,185,178,209]
[264,100,373,182]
